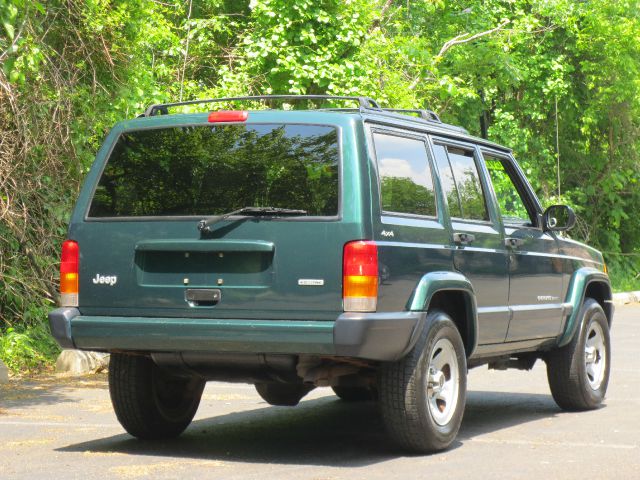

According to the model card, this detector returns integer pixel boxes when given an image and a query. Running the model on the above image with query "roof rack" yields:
[143,95,382,117]
[381,109,442,123]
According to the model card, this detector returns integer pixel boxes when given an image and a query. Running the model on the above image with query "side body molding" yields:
[558,267,612,347]
[406,271,478,356]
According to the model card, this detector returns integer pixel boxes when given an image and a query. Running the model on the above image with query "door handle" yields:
[453,232,476,245]
[505,237,524,249]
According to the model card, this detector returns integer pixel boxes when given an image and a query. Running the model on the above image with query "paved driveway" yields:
[1,305,638,479]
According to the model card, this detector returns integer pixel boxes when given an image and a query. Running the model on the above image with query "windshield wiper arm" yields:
[198,207,308,233]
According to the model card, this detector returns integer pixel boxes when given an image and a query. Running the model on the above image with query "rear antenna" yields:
[178,0,194,103]
[555,95,561,198]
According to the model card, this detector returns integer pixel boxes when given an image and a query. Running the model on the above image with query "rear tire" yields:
[332,386,377,402]
[255,382,314,406]
[546,298,610,411]
[378,311,467,453]
[109,353,205,439]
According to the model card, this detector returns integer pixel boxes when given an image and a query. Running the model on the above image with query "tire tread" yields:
[109,353,202,439]
[378,314,466,452]
[546,298,610,411]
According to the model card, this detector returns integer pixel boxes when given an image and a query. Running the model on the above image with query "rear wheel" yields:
[546,298,611,411]
[109,353,205,439]
[331,386,377,402]
[255,382,314,406]
[378,311,467,453]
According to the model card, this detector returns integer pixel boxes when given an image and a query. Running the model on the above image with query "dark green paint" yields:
[135,239,275,253]
[72,316,336,354]
[54,106,612,363]
[406,271,475,311]
[405,271,478,355]
[558,267,612,347]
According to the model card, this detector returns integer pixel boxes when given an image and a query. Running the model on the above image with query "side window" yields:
[373,132,437,217]
[484,155,535,226]
[432,145,462,218]
[432,143,488,221]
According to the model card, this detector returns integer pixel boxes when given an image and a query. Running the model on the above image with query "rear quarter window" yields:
[88,124,340,218]
[372,132,437,217]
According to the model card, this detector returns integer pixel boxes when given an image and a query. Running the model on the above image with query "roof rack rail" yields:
[143,95,381,117]
[380,108,442,123]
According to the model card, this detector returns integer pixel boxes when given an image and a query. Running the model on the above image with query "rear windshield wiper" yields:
[198,207,308,233]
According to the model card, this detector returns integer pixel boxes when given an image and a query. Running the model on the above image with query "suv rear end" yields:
[51,102,418,439]
[51,107,388,353]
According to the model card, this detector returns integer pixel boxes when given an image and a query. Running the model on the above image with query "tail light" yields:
[60,240,79,307]
[343,241,378,312]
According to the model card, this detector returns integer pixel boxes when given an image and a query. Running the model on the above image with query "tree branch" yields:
[437,20,510,58]
[368,0,394,34]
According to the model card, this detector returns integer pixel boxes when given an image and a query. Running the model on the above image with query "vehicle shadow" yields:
[0,374,108,410]
[460,390,560,441]
[57,390,562,467]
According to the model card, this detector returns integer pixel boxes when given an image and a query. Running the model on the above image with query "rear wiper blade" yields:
[198,207,308,233]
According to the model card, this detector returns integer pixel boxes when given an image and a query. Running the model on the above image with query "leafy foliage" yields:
[0,314,59,373]
[1,0,640,372]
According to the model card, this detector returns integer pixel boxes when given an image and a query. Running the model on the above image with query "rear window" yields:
[88,124,340,218]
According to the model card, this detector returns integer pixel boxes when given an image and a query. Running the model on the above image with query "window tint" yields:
[448,147,487,220]
[373,133,436,217]
[433,144,488,221]
[485,156,534,225]
[432,144,462,218]
[88,124,339,217]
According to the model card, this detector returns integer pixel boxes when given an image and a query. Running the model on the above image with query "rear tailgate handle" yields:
[505,237,525,249]
[185,289,221,307]
[453,232,476,245]
[136,239,274,253]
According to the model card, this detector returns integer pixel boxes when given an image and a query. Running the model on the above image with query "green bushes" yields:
[606,256,640,293]
[0,320,59,374]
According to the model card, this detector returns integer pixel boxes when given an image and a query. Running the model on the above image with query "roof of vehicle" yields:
[117,95,511,153]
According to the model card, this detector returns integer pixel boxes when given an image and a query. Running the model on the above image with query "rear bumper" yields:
[48,308,425,361]
[333,311,426,360]
[48,307,78,349]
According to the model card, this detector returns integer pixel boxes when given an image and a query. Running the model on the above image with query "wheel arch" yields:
[584,281,613,325]
[558,267,612,347]
[406,271,478,358]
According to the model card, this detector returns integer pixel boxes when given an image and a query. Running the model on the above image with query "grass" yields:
[0,319,60,375]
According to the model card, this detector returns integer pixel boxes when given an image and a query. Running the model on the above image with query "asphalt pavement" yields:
[1,305,638,480]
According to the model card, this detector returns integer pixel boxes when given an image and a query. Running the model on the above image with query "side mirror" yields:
[543,205,576,232]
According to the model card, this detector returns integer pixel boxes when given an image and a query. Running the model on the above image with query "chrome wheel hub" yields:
[584,321,606,390]
[426,338,459,426]
[428,368,446,393]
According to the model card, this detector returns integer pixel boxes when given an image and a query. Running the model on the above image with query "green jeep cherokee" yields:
[49,95,612,453]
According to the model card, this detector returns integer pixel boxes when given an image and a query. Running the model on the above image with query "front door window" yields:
[484,156,535,226]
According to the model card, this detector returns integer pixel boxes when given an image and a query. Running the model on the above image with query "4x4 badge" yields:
[381,230,395,238]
